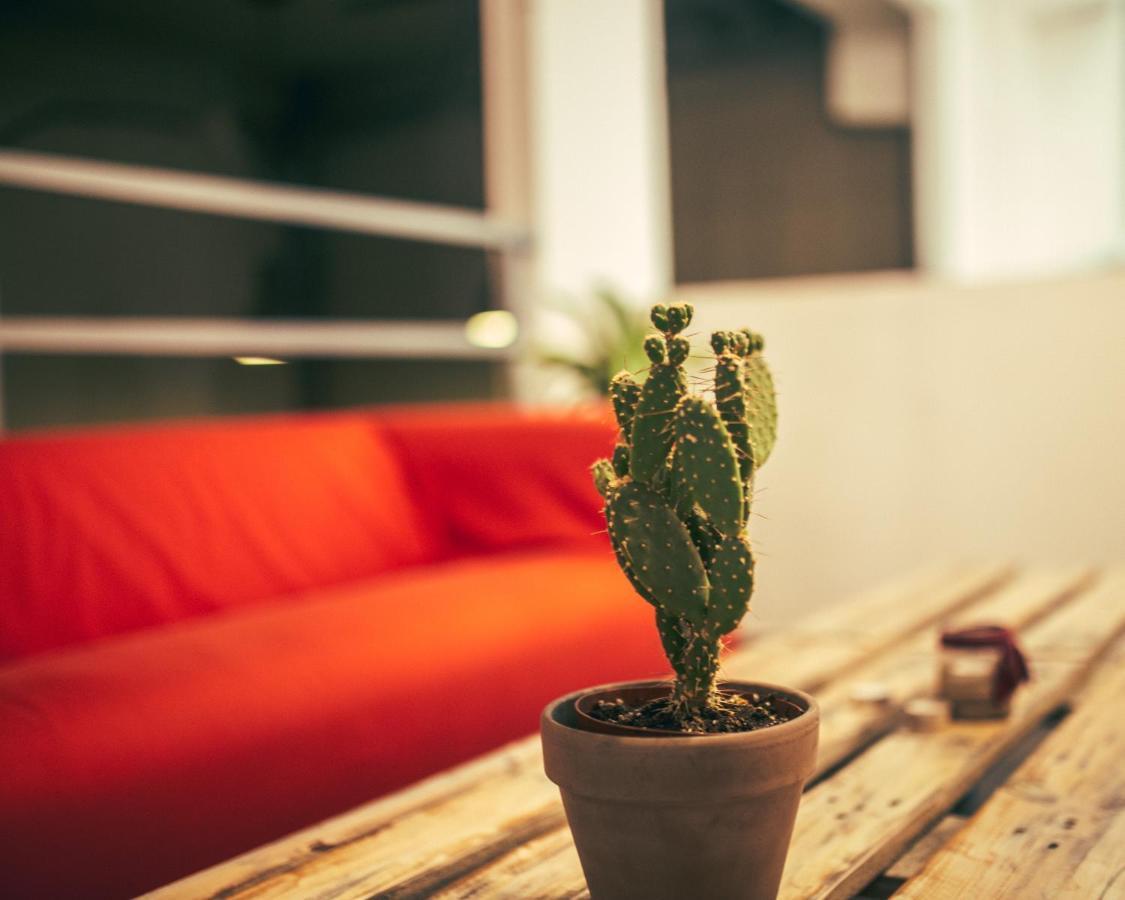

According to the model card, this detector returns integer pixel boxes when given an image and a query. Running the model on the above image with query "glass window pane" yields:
[665,0,913,281]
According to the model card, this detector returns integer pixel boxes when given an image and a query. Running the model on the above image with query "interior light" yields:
[464,310,519,349]
[233,356,287,366]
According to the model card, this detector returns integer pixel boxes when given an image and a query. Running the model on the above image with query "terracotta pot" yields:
[541,679,819,900]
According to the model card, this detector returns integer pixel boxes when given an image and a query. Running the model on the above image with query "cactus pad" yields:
[655,608,687,669]
[706,534,754,635]
[605,482,710,622]
[609,371,642,440]
[610,542,659,609]
[630,362,687,484]
[668,449,693,517]
[743,355,778,468]
[714,354,752,484]
[683,508,720,569]
[667,336,690,366]
[673,396,743,536]
[612,444,630,477]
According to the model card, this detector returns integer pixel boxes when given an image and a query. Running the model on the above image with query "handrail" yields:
[0,316,515,360]
[0,150,531,251]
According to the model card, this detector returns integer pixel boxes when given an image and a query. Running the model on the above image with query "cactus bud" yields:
[643,335,666,364]
[739,327,764,355]
[667,335,690,366]
[730,330,750,357]
[650,303,670,332]
[591,459,615,498]
[665,303,693,335]
[710,331,730,355]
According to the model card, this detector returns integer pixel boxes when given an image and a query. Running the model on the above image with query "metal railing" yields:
[0,150,530,251]
[0,3,537,428]
[0,316,514,360]
[0,147,533,428]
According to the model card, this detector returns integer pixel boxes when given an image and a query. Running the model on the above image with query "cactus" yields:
[629,349,687,483]
[609,372,642,440]
[604,482,710,622]
[592,303,777,727]
[740,330,777,468]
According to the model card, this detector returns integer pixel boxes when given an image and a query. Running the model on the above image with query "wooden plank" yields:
[895,638,1125,899]
[813,566,1092,773]
[145,563,1006,900]
[421,570,1122,900]
[851,815,970,899]
[432,828,586,900]
[776,568,1125,900]
[419,569,1102,900]
[883,814,968,880]
[724,562,1011,689]
[142,738,551,900]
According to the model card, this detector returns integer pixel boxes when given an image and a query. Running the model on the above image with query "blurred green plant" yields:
[537,288,651,397]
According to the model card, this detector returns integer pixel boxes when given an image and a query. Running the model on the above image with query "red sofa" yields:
[0,404,668,898]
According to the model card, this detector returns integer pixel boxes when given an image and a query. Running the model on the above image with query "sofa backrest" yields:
[376,404,615,558]
[0,413,433,660]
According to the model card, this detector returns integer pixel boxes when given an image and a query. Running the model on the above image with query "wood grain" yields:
[724,563,1011,690]
[431,827,586,900]
[398,569,1098,900]
[142,738,551,900]
[883,814,969,881]
[812,567,1092,773]
[777,568,1125,900]
[144,563,1009,900]
[895,639,1125,899]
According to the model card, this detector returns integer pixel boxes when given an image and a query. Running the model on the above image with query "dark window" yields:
[665,0,913,282]
[0,0,498,429]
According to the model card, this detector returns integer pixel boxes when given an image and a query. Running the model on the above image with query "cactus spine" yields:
[592,303,777,727]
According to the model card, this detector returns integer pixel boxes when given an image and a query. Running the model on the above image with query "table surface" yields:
[148,563,1125,899]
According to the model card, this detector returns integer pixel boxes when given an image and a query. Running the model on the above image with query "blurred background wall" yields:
[1,0,1123,617]
[681,269,1125,621]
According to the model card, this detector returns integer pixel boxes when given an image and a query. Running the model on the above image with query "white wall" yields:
[911,0,1125,281]
[678,269,1125,625]
[527,0,672,298]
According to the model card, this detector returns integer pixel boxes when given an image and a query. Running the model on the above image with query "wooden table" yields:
[148,564,1125,899]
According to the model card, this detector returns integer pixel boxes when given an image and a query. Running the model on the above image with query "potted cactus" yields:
[540,303,820,900]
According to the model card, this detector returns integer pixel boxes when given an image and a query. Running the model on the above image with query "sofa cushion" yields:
[0,544,666,899]
[378,403,617,557]
[0,414,433,660]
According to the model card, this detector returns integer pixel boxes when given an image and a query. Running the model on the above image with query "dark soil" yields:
[588,688,800,734]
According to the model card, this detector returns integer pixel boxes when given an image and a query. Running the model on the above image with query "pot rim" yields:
[543,678,819,748]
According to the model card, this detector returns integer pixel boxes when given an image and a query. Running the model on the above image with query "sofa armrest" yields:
[376,403,616,557]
